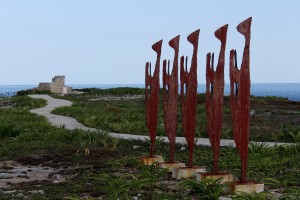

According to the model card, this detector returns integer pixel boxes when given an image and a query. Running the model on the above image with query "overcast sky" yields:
[0,0,299,85]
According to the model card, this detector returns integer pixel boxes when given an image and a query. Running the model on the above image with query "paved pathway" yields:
[29,95,93,131]
[29,95,291,147]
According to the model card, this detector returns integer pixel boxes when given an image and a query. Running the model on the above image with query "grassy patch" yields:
[52,88,300,142]
[74,87,145,96]
[0,90,299,199]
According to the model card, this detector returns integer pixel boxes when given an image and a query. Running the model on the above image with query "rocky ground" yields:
[0,147,119,199]
[0,100,15,108]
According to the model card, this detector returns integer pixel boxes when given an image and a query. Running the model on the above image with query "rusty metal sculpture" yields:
[206,24,228,174]
[180,30,200,168]
[230,17,252,183]
[145,40,163,157]
[163,35,180,163]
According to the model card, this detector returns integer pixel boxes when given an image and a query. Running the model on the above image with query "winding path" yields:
[29,95,290,147]
[30,95,92,131]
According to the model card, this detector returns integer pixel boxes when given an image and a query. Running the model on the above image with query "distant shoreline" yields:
[1,83,300,101]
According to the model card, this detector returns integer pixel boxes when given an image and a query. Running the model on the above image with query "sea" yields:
[0,83,299,102]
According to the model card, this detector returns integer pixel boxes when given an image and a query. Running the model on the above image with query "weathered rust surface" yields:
[230,17,252,183]
[206,24,228,174]
[180,29,200,168]
[163,35,180,162]
[145,40,163,157]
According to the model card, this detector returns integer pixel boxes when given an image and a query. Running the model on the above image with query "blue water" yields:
[1,83,299,101]
[0,85,37,97]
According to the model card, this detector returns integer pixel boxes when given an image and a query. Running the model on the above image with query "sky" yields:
[0,0,299,85]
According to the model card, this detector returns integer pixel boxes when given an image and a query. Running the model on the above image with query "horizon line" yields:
[1,82,300,86]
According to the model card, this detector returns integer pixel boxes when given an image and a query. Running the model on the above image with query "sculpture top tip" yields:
[187,29,200,44]
[237,17,252,36]
[169,35,180,49]
[152,39,163,52]
[214,24,228,41]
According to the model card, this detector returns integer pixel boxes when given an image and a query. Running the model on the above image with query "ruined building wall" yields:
[37,82,51,91]
[36,75,71,94]
[50,76,65,94]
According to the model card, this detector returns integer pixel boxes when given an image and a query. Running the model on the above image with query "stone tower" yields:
[50,76,65,94]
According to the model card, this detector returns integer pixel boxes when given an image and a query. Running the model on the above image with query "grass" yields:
[51,87,300,142]
[53,98,152,135]
[178,177,227,200]
[0,88,299,199]
[73,87,145,96]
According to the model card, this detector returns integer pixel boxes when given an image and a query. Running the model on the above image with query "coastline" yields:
[1,83,300,101]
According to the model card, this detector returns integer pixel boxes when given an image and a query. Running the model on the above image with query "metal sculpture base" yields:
[156,161,185,172]
[196,172,233,184]
[138,155,164,166]
[230,181,264,194]
[172,166,206,180]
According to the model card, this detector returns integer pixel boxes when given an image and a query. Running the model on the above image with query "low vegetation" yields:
[0,88,299,199]
[73,87,145,96]
[52,87,300,143]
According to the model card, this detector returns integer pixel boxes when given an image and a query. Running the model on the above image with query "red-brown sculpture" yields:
[230,17,252,183]
[206,24,228,174]
[180,30,200,168]
[145,40,163,157]
[163,35,180,162]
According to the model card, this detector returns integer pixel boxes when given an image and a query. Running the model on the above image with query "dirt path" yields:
[29,94,290,147]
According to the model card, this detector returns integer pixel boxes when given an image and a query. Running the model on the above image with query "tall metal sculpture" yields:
[230,17,252,183]
[180,29,200,168]
[145,40,163,157]
[206,24,228,174]
[163,35,180,163]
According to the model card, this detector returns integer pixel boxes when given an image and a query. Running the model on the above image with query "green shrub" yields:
[0,125,21,139]
[178,177,226,200]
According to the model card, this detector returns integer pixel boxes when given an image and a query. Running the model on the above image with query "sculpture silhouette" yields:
[145,40,163,157]
[206,24,228,174]
[229,17,252,183]
[163,35,180,163]
[180,29,200,168]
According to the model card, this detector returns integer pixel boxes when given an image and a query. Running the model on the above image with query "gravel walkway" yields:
[29,94,291,147]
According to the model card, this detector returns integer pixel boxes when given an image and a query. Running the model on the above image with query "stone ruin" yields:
[36,76,72,95]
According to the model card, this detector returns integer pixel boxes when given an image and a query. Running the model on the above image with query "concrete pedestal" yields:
[156,161,185,172]
[138,155,164,166]
[172,166,206,179]
[196,172,234,183]
[230,181,264,194]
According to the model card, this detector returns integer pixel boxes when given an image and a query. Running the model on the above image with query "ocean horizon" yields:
[1,83,300,101]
